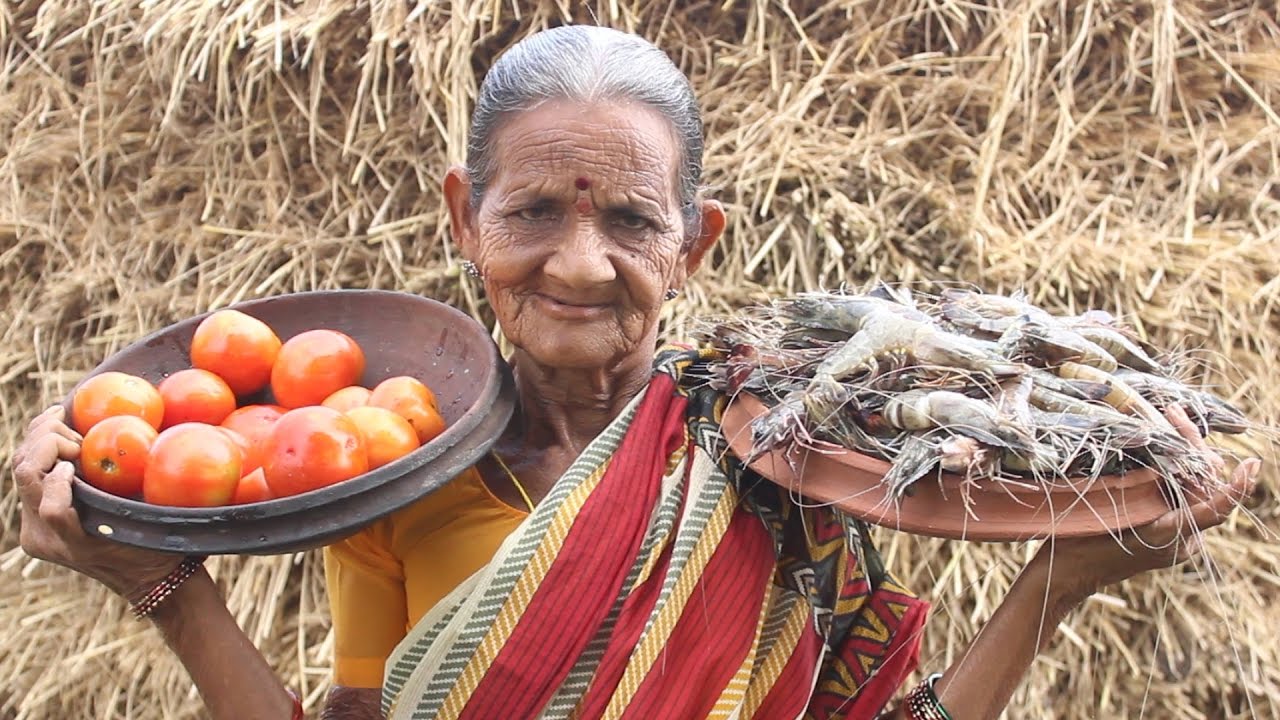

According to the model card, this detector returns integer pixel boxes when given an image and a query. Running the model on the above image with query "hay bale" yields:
[2,1,1276,718]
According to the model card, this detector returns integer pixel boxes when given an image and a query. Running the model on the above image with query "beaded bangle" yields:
[904,673,952,720]
[286,688,305,719]
[130,556,206,620]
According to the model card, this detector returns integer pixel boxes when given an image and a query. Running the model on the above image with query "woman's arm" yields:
[889,406,1259,720]
[148,569,299,718]
[15,406,298,720]
[883,554,1070,720]
[926,555,1075,718]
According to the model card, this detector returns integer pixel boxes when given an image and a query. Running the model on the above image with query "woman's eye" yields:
[613,213,650,231]
[517,206,556,222]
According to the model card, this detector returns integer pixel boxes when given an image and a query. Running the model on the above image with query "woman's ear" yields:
[682,199,726,276]
[443,166,477,258]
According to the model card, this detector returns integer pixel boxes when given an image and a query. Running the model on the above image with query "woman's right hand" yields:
[15,405,185,604]
[19,406,303,720]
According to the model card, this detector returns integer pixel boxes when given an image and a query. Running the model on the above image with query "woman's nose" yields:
[543,219,616,288]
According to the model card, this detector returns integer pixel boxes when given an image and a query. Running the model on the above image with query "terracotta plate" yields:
[65,289,514,556]
[722,393,1173,541]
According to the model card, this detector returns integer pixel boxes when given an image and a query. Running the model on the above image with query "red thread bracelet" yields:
[287,688,304,719]
[130,556,206,620]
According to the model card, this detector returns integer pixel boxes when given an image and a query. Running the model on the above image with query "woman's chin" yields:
[511,325,642,371]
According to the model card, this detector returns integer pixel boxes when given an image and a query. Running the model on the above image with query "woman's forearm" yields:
[894,558,1085,720]
[148,567,298,720]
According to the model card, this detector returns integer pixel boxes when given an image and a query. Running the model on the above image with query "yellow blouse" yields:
[322,466,529,688]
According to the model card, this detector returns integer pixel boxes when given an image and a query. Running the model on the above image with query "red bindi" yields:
[574,177,590,191]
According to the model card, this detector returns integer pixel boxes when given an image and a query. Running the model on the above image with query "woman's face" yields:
[446,100,723,371]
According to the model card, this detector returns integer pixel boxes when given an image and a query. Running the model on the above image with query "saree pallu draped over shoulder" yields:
[382,348,929,720]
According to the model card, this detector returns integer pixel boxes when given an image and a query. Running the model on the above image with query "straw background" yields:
[2,1,1277,718]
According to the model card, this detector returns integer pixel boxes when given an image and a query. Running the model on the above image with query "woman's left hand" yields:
[1032,404,1261,604]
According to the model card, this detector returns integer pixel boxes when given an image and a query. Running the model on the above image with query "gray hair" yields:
[466,25,705,236]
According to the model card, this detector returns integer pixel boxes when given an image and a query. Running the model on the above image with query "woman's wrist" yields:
[128,556,206,618]
[1022,549,1095,615]
[145,563,217,632]
[94,555,191,607]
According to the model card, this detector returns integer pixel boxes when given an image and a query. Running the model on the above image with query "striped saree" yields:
[382,348,929,720]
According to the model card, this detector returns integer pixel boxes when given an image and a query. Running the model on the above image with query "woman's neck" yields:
[506,347,652,456]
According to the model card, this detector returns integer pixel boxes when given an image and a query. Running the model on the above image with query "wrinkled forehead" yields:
[483,101,683,205]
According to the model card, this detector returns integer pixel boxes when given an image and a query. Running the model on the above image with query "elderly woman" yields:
[14,25,1258,720]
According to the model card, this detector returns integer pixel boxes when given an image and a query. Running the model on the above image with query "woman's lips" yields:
[534,293,611,320]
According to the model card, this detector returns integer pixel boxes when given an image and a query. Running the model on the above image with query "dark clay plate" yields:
[64,289,515,556]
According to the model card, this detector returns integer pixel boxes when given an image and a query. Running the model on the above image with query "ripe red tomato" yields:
[158,368,237,428]
[345,406,421,469]
[79,415,158,498]
[321,385,371,412]
[218,427,252,466]
[220,404,286,473]
[368,376,445,443]
[143,423,242,507]
[71,372,164,435]
[231,467,273,505]
[261,406,368,498]
[190,309,282,396]
[270,330,366,409]
[370,375,437,410]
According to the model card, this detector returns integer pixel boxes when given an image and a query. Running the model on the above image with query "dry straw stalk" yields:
[2,1,1277,718]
